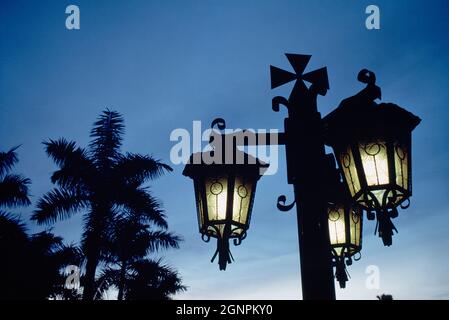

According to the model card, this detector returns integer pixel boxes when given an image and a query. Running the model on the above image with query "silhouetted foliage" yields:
[32,109,180,300]
[98,209,183,300]
[0,147,31,208]
[0,147,82,300]
[377,294,393,300]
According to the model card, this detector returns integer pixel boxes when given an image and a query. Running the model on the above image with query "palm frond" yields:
[30,231,64,254]
[144,230,182,252]
[0,211,28,244]
[89,109,124,165]
[114,153,172,186]
[0,174,31,207]
[31,188,88,225]
[95,267,120,298]
[44,138,82,166]
[126,259,186,300]
[115,187,168,229]
[0,146,19,177]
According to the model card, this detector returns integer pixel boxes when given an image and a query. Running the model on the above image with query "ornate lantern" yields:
[324,69,421,246]
[183,146,267,270]
[328,200,363,288]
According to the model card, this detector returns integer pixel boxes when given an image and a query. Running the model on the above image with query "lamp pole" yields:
[270,54,336,300]
[223,54,337,299]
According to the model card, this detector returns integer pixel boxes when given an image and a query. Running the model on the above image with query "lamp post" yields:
[183,54,420,300]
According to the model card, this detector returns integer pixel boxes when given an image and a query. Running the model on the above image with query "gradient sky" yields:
[1,0,449,300]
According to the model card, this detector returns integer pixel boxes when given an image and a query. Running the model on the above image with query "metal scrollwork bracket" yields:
[272,96,290,113]
[276,194,296,212]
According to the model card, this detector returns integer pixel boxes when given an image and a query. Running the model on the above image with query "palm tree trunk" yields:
[82,254,99,300]
[82,228,102,300]
[117,261,127,300]
[83,206,107,300]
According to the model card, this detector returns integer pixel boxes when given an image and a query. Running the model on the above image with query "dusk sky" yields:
[1,0,449,299]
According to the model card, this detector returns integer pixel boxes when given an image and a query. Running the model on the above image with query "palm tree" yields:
[101,210,182,300]
[0,213,29,299]
[99,259,186,300]
[0,146,31,209]
[27,231,81,299]
[32,110,173,300]
[0,213,79,299]
[0,147,80,300]
[0,147,32,299]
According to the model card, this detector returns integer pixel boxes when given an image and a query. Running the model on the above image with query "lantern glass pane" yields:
[349,208,362,247]
[328,206,346,247]
[340,147,361,196]
[205,176,228,222]
[359,141,389,186]
[394,142,409,190]
[232,176,253,225]
[194,180,204,231]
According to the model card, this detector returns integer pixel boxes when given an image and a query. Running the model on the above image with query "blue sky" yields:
[1,0,449,299]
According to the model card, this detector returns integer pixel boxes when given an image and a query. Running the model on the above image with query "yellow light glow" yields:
[340,147,361,196]
[394,143,408,190]
[328,207,346,247]
[349,208,361,247]
[359,141,389,186]
[329,205,362,257]
[205,177,228,222]
[232,177,252,224]
[195,182,204,231]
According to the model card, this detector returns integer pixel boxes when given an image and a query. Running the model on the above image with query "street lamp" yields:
[182,54,420,299]
[183,147,267,270]
[323,69,421,246]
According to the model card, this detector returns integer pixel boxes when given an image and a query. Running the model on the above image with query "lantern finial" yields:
[334,258,350,289]
[210,237,234,271]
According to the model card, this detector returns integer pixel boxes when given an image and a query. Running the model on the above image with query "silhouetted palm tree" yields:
[0,213,29,299]
[126,259,186,300]
[0,147,31,209]
[98,259,186,300]
[0,214,79,299]
[0,147,32,299]
[27,231,81,299]
[32,110,173,300]
[0,148,80,300]
[101,210,182,300]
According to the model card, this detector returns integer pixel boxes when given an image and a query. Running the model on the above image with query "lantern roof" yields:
[183,150,268,179]
[323,99,421,147]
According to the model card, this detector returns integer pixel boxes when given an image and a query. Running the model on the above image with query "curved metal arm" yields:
[209,118,227,147]
[201,233,211,243]
[357,69,376,84]
[211,118,226,131]
[276,194,296,212]
[400,198,410,209]
[272,96,289,113]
